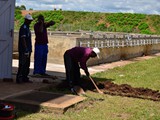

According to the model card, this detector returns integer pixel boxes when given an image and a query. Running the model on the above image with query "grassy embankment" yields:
[15,10,160,35]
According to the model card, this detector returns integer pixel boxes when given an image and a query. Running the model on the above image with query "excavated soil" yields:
[101,81,160,101]
[56,78,160,101]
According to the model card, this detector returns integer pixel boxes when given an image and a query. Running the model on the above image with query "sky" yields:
[16,0,160,15]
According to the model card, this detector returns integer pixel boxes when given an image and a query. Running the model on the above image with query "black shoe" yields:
[40,73,50,76]
[23,77,33,83]
[16,76,23,84]
[32,74,42,77]
[71,88,77,95]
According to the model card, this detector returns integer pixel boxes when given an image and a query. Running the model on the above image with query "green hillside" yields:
[14,9,160,35]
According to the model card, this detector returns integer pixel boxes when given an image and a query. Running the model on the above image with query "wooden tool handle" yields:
[89,76,103,94]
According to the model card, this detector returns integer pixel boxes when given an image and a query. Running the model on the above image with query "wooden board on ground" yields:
[3,90,86,114]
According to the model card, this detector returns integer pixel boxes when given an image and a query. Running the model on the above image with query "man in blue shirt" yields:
[16,14,33,84]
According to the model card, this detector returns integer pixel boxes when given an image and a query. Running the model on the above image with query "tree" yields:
[20,5,26,10]
[16,5,26,10]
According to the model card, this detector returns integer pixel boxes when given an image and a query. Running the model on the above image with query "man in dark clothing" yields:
[64,47,100,89]
[33,15,55,76]
[16,14,33,84]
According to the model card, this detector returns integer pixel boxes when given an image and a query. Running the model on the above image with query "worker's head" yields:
[38,14,44,23]
[90,47,100,58]
[24,14,33,25]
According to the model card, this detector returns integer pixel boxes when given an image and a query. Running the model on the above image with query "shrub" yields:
[140,30,152,34]
[96,23,106,31]
[138,22,149,30]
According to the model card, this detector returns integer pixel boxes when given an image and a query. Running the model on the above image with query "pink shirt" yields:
[66,47,92,71]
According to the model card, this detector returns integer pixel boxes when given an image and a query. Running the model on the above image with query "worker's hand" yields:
[85,71,90,77]
[24,49,29,57]
[24,52,29,57]
[49,21,55,26]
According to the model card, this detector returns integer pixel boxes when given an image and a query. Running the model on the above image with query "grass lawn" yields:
[16,57,160,120]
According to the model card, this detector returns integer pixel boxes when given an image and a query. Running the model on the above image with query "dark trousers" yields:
[64,52,81,87]
[16,53,31,82]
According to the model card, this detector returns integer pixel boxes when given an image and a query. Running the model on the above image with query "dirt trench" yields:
[101,81,160,101]
[56,78,160,101]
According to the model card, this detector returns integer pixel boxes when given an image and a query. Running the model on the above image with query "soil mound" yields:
[102,81,160,101]
[56,78,160,101]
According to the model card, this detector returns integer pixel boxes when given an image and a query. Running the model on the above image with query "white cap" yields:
[92,47,100,58]
[24,14,33,20]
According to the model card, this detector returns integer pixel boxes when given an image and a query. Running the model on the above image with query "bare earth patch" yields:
[56,78,160,101]
[101,81,160,101]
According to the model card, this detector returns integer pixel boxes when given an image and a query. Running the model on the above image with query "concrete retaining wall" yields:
[87,44,160,66]
[13,32,160,66]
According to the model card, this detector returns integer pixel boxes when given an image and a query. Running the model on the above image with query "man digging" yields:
[64,47,100,95]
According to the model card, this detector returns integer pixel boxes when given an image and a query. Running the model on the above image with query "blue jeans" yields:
[33,44,48,74]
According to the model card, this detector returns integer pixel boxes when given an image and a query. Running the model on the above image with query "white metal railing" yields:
[79,38,160,48]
